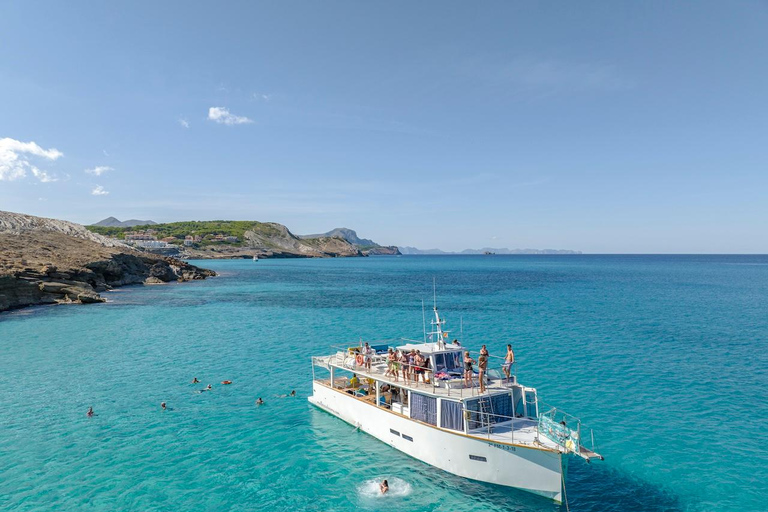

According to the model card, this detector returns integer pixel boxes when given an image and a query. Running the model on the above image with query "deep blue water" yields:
[1,255,766,511]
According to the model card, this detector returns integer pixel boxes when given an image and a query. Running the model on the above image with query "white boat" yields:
[309,304,603,503]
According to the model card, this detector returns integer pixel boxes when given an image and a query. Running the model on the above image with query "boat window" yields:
[390,429,400,436]
[402,434,413,442]
[465,393,514,429]
[525,390,538,419]
[469,455,487,462]
[410,393,437,426]
[433,352,461,372]
[440,400,464,431]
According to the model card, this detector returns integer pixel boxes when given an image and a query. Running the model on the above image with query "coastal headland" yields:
[87,219,401,259]
[0,211,215,312]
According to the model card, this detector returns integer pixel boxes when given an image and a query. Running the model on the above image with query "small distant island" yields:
[399,247,581,255]
[86,218,400,259]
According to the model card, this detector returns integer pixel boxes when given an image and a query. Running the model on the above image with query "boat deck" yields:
[313,352,564,452]
[314,352,515,401]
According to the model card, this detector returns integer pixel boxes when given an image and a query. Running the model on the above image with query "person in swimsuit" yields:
[86,407,94,417]
[363,342,373,371]
[192,377,199,384]
[414,350,426,386]
[463,351,475,387]
[161,402,167,411]
[478,353,488,393]
[380,479,389,494]
[503,344,515,380]
[290,390,296,397]
[385,348,395,377]
[256,397,264,405]
[399,350,409,383]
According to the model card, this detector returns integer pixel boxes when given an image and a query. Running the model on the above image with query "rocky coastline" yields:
[0,211,215,313]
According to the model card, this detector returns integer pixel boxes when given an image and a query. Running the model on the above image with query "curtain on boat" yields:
[440,400,464,431]
[410,393,437,426]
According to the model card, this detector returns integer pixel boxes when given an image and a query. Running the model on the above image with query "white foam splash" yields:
[358,477,412,499]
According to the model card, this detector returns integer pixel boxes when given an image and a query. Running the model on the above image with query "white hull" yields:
[309,382,564,502]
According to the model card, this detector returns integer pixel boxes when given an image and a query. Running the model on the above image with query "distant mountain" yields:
[399,246,581,255]
[301,227,400,255]
[92,217,157,228]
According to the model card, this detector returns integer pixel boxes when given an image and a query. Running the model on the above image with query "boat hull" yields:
[309,382,564,502]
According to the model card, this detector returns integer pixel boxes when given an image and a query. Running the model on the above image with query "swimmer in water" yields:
[161,402,167,411]
[380,479,389,494]
[256,398,264,406]
[192,377,199,384]
[87,407,94,417]
[290,390,296,397]
[198,384,213,393]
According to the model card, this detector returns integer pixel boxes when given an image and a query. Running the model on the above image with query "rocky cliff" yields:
[300,227,400,256]
[0,211,215,313]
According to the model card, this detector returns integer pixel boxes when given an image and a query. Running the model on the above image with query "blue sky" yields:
[1,2,766,253]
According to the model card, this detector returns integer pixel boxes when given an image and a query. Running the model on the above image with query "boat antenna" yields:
[422,299,427,343]
[433,277,436,309]
[460,316,463,343]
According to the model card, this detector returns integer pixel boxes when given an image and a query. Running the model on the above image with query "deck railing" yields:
[537,401,601,459]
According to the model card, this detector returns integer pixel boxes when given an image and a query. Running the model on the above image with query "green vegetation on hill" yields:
[87,220,275,245]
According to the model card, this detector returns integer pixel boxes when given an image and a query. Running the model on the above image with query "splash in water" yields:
[358,478,412,499]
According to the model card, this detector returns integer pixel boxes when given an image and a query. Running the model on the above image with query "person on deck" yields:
[399,350,409,384]
[349,374,360,389]
[386,348,395,377]
[414,350,426,386]
[363,342,373,371]
[503,344,515,381]
[463,352,475,387]
[478,352,488,393]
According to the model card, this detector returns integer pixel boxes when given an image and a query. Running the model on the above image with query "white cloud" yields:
[85,165,113,176]
[208,107,253,125]
[253,92,272,101]
[31,168,58,182]
[91,185,109,196]
[0,137,63,182]
[103,149,110,157]
[179,118,190,128]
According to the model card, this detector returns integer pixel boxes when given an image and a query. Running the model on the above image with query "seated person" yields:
[349,374,360,388]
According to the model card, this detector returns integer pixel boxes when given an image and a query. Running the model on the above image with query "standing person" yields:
[391,350,400,382]
[414,350,426,386]
[480,344,489,357]
[463,351,475,388]
[503,344,515,381]
[478,352,488,393]
[399,350,409,384]
[408,350,417,385]
[363,342,373,371]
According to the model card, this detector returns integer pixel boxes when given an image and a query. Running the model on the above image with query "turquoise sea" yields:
[1,255,766,512]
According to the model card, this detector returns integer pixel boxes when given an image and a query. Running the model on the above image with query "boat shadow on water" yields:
[308,408,681,512]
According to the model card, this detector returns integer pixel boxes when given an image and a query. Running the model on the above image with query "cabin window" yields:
[469,455,487,462]
[390,429,400,436]
[440,400,464,431]
[410,393,437,426]
[525,390,538,419]
[433,352,461,373]
[402,434,413,442]
[465,393,514,429]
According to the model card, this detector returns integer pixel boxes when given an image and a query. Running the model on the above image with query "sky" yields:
[1,1,767,253]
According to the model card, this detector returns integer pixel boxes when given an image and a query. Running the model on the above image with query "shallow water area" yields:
[1,255,766,512]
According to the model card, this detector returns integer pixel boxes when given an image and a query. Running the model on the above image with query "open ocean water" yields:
[1,255,766,512]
